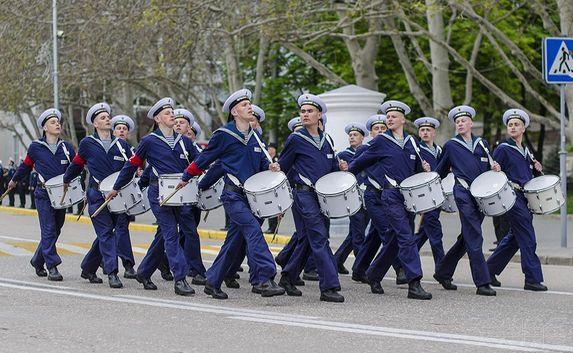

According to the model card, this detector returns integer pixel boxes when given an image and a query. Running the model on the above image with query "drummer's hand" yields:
[106,190,119,200]
[339,160,348,171]
[534,161,543,172]
[269,162,281,172]
[176,180,188,190]
[7,180,17,191]
[422,161,431,172]
[492,162,501,172]
[136,168,143,177]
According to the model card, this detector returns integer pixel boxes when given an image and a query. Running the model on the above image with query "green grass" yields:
[568,193,573,214]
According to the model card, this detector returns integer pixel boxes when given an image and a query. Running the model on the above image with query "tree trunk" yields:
[253,31,269,105]
[224,33,243,92]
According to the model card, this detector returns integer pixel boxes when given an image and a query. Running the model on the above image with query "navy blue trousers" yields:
[334,207,368,265]
[180,205,206,277]
[415,208,445,269]
[31,189,66,270]
[487,193,543,283]
[115,213,135,267]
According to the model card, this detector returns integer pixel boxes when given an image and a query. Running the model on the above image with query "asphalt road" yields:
[0,212,572,353]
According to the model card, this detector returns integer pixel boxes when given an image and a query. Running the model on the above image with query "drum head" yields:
[470,171,508,197]
[315,171,356,194]
[441,173,455,192]
[44,174,64,186]
[524,175,559,192]
[99,171,120,192]
[243,171,286,192]
[400,172,439,188]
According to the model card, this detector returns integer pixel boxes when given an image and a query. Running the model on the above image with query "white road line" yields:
[0,235,38,243]
[1,278,571,352]
[131,246,149,255]
[56,243,88,255]
[0,242,33,256]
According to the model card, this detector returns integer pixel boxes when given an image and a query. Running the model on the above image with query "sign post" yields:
[543,37,573,248]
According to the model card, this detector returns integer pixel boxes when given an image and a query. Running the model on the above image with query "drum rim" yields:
[523,175,561,193]
[470,171,509,198]
[44,175,81,188]
[315,183,358,197]
[315,172,358,195]
[478,191,517,217]
[243,171,288,193]
[399,172,440,190]
[244,178,290,195]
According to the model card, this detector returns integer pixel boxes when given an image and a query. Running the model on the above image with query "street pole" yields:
[560,84,567,248]
[52,0,59,109]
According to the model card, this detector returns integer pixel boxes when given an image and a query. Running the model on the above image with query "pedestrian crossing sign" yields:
[543,37,573,84]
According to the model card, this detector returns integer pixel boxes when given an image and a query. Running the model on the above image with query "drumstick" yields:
[60,188,68,205]
[526,150,545,176]
[0,189,10,202]
[203,210,210,222]
[271,214,283,243]
[91,198,112,218]
[159,185,182,207]
[76,198,88,221]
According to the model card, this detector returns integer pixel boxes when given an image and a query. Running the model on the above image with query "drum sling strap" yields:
[115,140,129,161]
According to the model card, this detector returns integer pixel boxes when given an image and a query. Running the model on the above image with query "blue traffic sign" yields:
[543,37,573,84]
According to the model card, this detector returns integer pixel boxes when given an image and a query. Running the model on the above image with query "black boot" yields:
[191,274,207,286]
[224,278,240,289]
[302,270,319,281]
[294,276,305,286]
[433,273,457,290]
[161,271,174,281]
[395,268,408,285]
[31,260,47,277]
[476,284,496,296]
[47,267,63,281]
[174,279,195,296]
[369,281,384,294]
[204,283,228,299]
[123,264,137,279]
[337,262,349,275]
[490,275,501,287]
[407,280,432,300]
[108,273,123,289]
[278,276,302,296]
[524,282,548,292]
[81,271,103,284]
[352,272,369,284]
[320,289,344,303]
[260,280,286,297]
[136,275,157,290]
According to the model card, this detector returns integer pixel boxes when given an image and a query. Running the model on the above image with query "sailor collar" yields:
[88,132,119,152]
[419,140,442,158]
[293,127,327,150]
[451,134,481,153]
[34,137,64,155]
[150,129,183,149]
[380,130,413,149]
[216,121,255,145]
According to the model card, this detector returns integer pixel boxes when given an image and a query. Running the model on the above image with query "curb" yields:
[0,206,291,245]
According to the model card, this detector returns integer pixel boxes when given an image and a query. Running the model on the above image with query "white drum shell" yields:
[159,173,199,206]
[243,171,293,218]
[44,175,84,210]
[400,172,445,214]
[523,175,565,214]
[441,173,458,213]
[100,172,142,213]
[315,172,362,219]
[470,171,516,216]
[198,177,224,211]
[127,180,150,216]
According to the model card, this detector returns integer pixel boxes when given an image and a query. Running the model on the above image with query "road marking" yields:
[0,242,32,256]
[0,278,571,352]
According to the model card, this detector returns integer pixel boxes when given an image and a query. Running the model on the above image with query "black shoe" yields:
[136,275,157,290]
[524,282,548,291]
[174,279,195,296]
[396,268,408,285]
[108,273,123,289]
[31,260,47,277]
[47,267,63,281]
[337,262,349,275]
[294,276,305,286]
[408,280,432,300]
[320,289,344,303]
[123,265,137,279]
[224,278,240,289]
[191,274,207,286]
[476,284,496,296]
[251,284,263,294]
[234,273,240,279]
[302,270,319,281]
[490,275,501,287]
[369,281,384,294]
[161,271,173,281]
[237,266,244,272]
[433,273,457,290]
[204,283,228,299]
[278,276,302,296]
[81,271,103,284]
[260,280,286,297]
[275,256,286,268]
[352,272,369,284]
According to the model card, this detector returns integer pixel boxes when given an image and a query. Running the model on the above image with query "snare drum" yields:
[523,175,565,214]
[243,171,293,218]
[197,177,224,211]
[314,171,362,218]
[158,173,199,206]
[127,178,150,216]
[44,174,84,210]
[400,172,445,214]
[100,171,142,213]
[441,173,457,213]
[470,171,516,216]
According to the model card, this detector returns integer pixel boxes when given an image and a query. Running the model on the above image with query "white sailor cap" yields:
[191,121,202,137]
[223,89,252,113]
[414,117,440,129]
[288,117,302,132]
[111,115,135,131]
[380,100,410,115]
[344,122,367,136]
[86,102,111,125]
[502,108,529,128]
[448,105,476,123]
[297,93,327,113]
[366,114,387,131]
[147,97,174,120]
[320,113,328,126]
[252,105,265,122]
[173,108,195,125]
[37,108,62,130]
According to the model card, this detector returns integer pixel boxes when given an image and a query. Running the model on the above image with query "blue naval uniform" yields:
[434,134,493,287]
[278,128,340,292]
[115,146,136,269]
[183,121,276,289]
[64,132,132,275]
[13,138,75,270]
[349,130,423,284]
[333,146,368,267]
[415,141,445,268]
[486,139,543,284]
[114,129,199,282]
